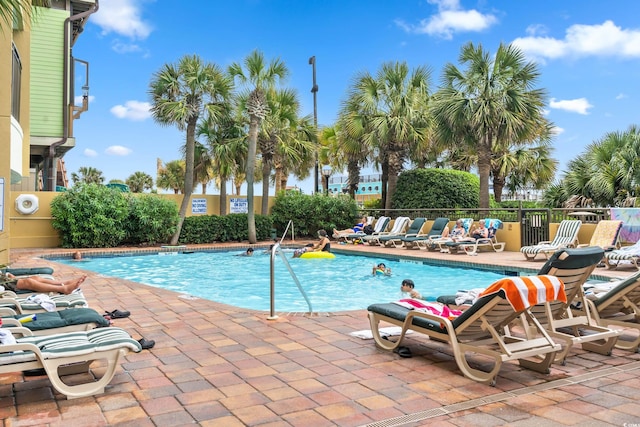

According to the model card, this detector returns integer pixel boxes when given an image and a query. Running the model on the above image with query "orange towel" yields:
[479,275,566,311]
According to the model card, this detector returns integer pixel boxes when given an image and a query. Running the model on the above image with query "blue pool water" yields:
[55,249,510,312]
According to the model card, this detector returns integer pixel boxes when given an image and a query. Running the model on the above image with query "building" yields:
[1,0,97,265]
[327,173,382,206]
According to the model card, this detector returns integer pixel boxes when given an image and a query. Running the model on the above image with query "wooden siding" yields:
[30,8,67,137]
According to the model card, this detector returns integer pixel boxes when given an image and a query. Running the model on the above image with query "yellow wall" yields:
[9,192,274,249]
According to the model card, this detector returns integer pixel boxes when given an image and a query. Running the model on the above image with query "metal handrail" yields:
[279,220,295,244]
[268,242,312,320]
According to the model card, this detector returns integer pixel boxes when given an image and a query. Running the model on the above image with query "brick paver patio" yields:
[2,244,639,426]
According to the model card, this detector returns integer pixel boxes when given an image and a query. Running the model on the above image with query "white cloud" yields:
[110,100,151,121]
[550,126,564,136]
[615,93,628,100]
[111,40,143,54]
[83,148,98,157]
[91,0,152,40]
[105,146,133,156]
[513,20,640,62]
[549,97,593,115]
[395,0,497,39]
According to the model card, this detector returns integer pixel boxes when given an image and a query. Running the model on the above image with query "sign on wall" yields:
[230,198,248,214]
[191,198,207,215]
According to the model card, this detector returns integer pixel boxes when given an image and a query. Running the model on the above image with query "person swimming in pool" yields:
[293,230,331,258]
[400,278,422,299]
[372,262,392,276]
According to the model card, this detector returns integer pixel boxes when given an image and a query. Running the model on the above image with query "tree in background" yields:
[341,62,431,210]
[228,50,288,243]
[149,54,232,245]
[126,171,154,193]
[71,166,104,185]
[0,0,49,30]
[433,42,548,209]
[156,160,185,194]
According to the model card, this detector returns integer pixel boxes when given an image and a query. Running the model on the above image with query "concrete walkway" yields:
[2,244,639,426]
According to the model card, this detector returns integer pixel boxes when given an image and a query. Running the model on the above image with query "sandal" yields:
[394,346,412,358]
[138,338,155,350]
[105,309,130,319]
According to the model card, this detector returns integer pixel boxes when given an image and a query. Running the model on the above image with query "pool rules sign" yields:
[230,198,248,214]
[191,198,207,215]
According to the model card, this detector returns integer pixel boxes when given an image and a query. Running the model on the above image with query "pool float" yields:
[300,251,335,259]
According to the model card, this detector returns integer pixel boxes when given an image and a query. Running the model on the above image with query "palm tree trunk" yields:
[261,158,270,215]
[492,172,505,203]
[219,177,227,215]
[170,117,197,245]
[478,136,492,210]
[246,116,259,243]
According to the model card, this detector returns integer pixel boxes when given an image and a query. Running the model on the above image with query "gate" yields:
[520,209,550,247]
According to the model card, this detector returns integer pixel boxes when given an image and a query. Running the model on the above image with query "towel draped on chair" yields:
[480,275,567,311]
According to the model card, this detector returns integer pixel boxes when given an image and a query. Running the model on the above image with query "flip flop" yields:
[105,309,130,319]
[394,346,412,358]
[138,338,155,350]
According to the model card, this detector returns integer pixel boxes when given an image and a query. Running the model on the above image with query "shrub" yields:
[392,169,480,210]
[178,214,273,243]
[271,191,359,237]
[51,184,129,248]
[126,194,179,245]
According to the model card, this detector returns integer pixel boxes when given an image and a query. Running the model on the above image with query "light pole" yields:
[309,56,319,193]
[322,165,331,195]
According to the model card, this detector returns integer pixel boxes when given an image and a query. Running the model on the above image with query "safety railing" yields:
[268,242,312,320]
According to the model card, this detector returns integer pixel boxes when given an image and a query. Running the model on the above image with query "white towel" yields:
[454,288,484,305]
[0,330,17,345]
[25,294,56,312]
[349,326,413,340]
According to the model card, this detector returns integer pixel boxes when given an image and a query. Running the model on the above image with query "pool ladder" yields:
[268,242,313,320]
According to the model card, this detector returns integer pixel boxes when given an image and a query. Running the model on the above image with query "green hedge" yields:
[178,214,273,244]
[270,191,359,237]
[392,169,480,209]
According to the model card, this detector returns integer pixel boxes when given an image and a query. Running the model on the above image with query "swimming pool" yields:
[55,249,510,312]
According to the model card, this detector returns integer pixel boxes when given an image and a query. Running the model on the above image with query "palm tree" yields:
[71,167,104,185]
[126,171,154,193]
[274,114,316,193]
[432,42,547,209]
[149,54,232,244]
[156,160,185,194]
[198,110,247,215]
[0,0,49,29]
[341,62,431,210]
[228,50,288,243]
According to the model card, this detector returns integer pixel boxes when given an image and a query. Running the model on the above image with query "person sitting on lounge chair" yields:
[448,219,467,241]
[470,222,489,239]
[1,272,86,295]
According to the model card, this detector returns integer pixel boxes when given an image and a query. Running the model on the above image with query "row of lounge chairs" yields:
[368,247,640,385]
[1,272,141,399]
[521,218,640,270]
[341,216,506,256]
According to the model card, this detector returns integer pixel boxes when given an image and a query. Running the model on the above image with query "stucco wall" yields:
[9,192,272,249]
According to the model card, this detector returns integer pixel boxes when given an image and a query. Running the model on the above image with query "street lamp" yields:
[309,56,319,193]
[321,165,331,195]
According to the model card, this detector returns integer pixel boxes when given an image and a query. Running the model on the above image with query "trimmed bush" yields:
[271,191,359,237]
[51,184,129,248]
[178,214,273,244]
[392,169,480,209]
[126,194,179,245]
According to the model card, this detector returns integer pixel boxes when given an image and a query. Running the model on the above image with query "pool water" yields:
[55,250,509,312]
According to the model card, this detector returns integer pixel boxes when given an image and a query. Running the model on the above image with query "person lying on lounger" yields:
[0,272,86,295]
[333,217,368,238]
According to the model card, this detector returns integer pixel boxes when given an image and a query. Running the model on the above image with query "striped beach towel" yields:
[480,275,566,311]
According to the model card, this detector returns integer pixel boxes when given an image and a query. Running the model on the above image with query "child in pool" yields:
[372,262,392,276]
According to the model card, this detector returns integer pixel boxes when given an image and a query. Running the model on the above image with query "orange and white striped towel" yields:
[479,275,566,311]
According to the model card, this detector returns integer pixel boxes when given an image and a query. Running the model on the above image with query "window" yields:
[11,43,21,121]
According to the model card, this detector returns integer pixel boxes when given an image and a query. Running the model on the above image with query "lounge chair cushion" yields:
[9,328,142,360]
[6,308,109,331]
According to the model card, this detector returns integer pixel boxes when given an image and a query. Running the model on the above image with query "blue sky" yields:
[67,0,640,194]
